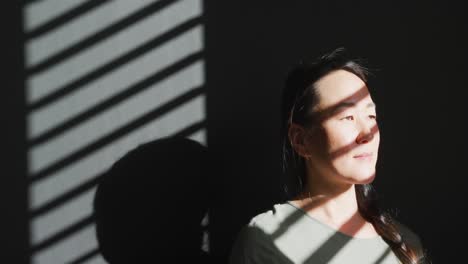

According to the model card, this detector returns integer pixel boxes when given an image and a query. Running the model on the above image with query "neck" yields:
[292,175,378,238]
[301,182,359,226]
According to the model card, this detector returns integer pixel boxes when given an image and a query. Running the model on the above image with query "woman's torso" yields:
[229,202,400,264]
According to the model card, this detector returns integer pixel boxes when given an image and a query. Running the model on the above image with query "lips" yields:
[353,152,373,158]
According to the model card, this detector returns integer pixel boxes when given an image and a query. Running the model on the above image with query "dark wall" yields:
[205,1,467,263]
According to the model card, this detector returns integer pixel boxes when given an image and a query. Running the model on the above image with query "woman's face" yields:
[305,69,380,185]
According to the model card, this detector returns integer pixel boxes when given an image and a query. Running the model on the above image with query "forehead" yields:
[313,69,373,109]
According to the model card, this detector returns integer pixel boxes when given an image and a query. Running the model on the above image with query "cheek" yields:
[373,130,381,148]
[326,128,357,152]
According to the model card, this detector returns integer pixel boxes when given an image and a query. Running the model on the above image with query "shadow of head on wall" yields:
[93,136,214,263]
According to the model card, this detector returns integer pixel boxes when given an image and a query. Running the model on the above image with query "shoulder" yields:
[229,203,296,264]
[231,203,296,253]
[247,203,296,234]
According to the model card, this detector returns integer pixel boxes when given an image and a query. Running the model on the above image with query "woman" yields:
[229,48,426,264]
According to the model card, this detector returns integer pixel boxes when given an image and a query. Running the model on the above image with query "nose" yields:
[355,118,376,144]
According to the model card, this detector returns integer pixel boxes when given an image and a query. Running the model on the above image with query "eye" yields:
[341,115,354,121]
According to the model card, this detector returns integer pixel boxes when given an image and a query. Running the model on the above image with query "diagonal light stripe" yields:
[31,223,105,264]
[25,0,201,94]
[29,120,206,220]
[26,0,113,40]
[28,59,204,175]
[30,85,205,184]
[30,90,206,209]
[28,25,203,139]
[68,248,101,264]
[31,188,95,244]
[28,16,202,112]
[30,174,101,219]
[188,128,206,146]
[24,0,91,31]
[25,0,152,67]
[26,0,180,77]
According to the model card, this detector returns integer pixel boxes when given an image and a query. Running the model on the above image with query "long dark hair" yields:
[281,47,425,264]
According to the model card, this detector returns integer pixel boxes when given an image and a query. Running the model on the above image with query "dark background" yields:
[3,1,467,263]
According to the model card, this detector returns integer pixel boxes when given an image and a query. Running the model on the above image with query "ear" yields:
[288,123,311,158]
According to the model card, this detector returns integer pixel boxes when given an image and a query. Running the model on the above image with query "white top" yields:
[229,202,401,264]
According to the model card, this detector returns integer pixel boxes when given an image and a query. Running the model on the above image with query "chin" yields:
[356,169,376,184]
[357,173,376,184]
[343,169,376,184]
